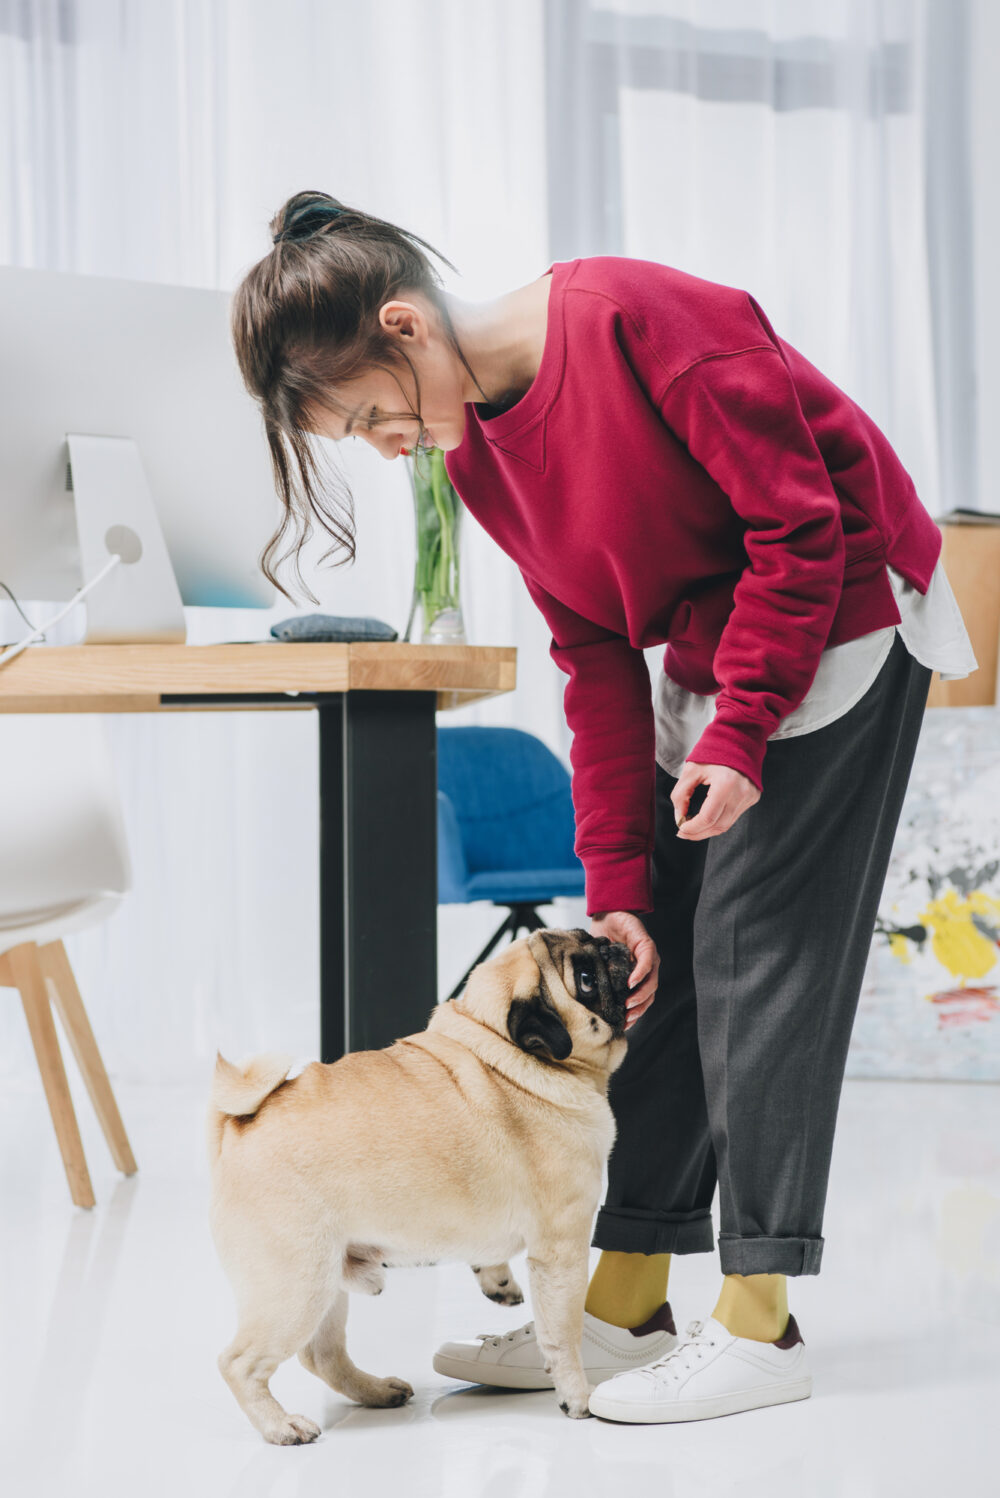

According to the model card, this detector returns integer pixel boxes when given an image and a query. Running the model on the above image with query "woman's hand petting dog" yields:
[589,911,659,1028]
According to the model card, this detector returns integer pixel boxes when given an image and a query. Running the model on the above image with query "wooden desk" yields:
[0,641,517,1059]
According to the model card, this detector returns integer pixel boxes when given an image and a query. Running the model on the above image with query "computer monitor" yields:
[0,265,277,641]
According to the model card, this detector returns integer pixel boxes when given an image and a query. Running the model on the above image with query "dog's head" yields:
[457,926,636,1077]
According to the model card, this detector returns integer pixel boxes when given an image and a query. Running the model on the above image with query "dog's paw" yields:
[355,1375,414,1408]
[486,1286,525,1306]
[473,1263,525,1306]
[486,1291,524,1306]
[557,1397,592,1420]
[266,1412,321,1445]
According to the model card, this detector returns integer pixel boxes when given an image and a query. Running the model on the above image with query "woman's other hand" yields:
[589,910,659,1030]
[671,761,760,840]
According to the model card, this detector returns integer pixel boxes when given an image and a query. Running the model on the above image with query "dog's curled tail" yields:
[207,1051,294,1157]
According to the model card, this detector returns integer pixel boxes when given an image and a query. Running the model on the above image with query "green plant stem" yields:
[410,448,461,626]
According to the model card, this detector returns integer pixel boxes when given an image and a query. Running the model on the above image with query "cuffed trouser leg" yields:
[592,756,718,1257]
[694,633,932,1277]
[593,632,931,1276]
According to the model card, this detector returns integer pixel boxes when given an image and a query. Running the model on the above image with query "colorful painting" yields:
[847,706,1000,1080]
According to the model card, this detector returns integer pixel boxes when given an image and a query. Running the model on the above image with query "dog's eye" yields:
[578,969,595,994]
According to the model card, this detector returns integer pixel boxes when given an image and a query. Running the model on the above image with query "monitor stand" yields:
[67,434,186,644]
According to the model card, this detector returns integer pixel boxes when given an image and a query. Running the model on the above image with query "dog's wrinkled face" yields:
[504,927,636,1066]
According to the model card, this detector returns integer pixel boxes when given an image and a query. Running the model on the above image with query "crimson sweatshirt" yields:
[444,256,942,917]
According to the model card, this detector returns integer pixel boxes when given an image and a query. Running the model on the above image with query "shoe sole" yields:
[589,1376,813,1423]
[432,1343,679,1392]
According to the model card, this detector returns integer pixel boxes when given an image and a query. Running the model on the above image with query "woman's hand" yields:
[671,761,760,841]
[589,910,659,1029]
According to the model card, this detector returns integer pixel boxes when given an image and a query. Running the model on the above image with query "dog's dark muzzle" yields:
[597,938,636,1036]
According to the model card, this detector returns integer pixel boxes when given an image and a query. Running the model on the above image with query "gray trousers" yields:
[592,632,932,1276]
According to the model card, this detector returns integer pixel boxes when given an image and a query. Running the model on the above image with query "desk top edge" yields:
[0,640,518,707]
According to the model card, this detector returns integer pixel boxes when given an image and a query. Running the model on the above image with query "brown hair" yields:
[231,190,485,599]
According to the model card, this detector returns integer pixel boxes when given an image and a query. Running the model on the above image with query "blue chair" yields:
[437,726,585,1000]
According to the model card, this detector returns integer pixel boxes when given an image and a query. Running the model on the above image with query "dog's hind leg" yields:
[298,1290,414,1408]
[218,1289,330,1444]
[471,1262,524,1306]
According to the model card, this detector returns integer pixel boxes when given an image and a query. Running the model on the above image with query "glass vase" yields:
[403,445,467,644]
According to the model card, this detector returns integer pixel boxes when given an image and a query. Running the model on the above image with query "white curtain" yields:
[0,0,971,1083]
[543,0,973,519]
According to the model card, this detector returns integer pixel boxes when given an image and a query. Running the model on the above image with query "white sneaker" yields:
[588,1313,812,1423]
[433,1302,678,1391]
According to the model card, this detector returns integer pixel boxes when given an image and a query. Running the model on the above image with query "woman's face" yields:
[307,295,470,459]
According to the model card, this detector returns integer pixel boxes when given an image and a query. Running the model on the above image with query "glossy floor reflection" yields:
[1,1073,997,1498]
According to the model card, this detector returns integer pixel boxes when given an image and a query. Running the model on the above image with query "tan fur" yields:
[206,1051,294,1158]
[207,927,629,1444]
[211,1050,294,1118]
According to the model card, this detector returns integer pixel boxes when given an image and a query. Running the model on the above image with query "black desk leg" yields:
[317,691,439,1060]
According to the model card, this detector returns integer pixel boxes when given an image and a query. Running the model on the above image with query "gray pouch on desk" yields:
[270,614,399,643]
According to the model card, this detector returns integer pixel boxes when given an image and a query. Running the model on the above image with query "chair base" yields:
[445,902,548,1002]
[0,939,138,1209]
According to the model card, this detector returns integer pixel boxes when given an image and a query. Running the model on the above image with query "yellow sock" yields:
[711,1273,789,1342]
[584,1250,672,1330]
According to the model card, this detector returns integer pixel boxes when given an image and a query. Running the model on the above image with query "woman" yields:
[232,192,975,1424]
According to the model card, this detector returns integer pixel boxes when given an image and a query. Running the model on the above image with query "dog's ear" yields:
[507,989,573,1062]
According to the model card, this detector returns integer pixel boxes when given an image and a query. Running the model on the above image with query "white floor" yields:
[2,1072,998,1498]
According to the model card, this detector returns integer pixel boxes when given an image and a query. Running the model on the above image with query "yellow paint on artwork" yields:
[888,932,912,964]
[917,888,1000,982]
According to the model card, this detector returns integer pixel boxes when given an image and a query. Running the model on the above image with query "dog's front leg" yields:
[525,1238,592,1418]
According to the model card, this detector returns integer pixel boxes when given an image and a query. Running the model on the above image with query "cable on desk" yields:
[0,554,123,670]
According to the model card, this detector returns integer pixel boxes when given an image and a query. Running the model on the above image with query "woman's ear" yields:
[378,298,429,346]
[507,989,573,1062]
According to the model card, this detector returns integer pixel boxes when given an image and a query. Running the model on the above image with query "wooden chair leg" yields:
[38,941,138,1178]
[7,942,96,1209]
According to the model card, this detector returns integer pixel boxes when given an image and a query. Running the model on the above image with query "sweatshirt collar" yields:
[464,258,573,465]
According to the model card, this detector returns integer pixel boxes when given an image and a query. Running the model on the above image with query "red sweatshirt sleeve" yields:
[519,569,656,916]
[657,347,847,789]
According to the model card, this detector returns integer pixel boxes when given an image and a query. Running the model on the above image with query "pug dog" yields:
[207,926,635,1444]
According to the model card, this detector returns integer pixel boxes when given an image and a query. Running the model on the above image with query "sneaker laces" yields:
[628,1318,718,1386]
[476,1320,535,1349]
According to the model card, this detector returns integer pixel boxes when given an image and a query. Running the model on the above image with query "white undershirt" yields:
[653,559,978,777]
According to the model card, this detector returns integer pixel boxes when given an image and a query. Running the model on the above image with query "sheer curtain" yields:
[543,0,974,522]
[0,0,970,1083]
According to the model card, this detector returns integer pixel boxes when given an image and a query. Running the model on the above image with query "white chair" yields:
[0,714,137,1207]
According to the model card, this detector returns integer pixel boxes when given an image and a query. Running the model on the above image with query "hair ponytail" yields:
[232,191,476,599]
[270,192,349,244]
